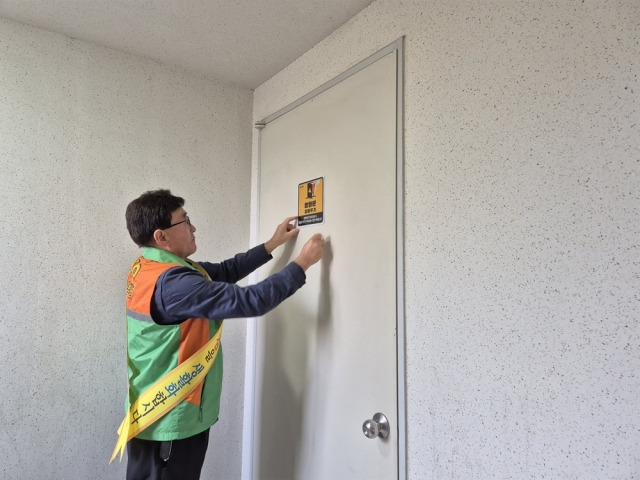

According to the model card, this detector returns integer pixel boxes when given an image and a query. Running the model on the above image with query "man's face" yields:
[161,207,197,259]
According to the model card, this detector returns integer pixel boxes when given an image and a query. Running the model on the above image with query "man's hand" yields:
[294,233,325,271]
[265,216,300,254]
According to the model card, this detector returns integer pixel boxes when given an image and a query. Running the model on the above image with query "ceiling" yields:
[0,0,376,89]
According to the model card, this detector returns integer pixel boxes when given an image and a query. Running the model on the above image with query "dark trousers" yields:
[126,428,210,480]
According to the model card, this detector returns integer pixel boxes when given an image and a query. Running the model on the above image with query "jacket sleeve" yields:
[198,244,273,283]
[151,259,306,325]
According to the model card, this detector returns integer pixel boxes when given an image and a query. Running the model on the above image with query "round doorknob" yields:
[362,412,390,439]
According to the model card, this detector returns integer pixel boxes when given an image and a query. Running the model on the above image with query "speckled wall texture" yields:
[253,0,638,478]
[0,19,252,480]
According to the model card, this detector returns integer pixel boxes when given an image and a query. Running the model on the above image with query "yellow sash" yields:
[110,259,222,463]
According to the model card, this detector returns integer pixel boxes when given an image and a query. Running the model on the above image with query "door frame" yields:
[243,37,406,480]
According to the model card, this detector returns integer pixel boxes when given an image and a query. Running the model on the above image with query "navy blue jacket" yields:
[151,244,306,325]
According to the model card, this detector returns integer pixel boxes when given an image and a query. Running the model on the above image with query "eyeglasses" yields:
[166,215,192,229]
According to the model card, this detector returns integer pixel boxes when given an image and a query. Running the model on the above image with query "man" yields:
[122,189,324,480]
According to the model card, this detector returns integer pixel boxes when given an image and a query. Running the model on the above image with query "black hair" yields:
[125,189,185,247]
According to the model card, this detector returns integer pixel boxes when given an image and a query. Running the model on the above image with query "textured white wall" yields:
[253,0,639,478]
[0,19,252,480]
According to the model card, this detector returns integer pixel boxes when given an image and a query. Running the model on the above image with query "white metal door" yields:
[254,50,399,480]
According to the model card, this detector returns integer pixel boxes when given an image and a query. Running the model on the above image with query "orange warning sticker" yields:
[298,177,324,226]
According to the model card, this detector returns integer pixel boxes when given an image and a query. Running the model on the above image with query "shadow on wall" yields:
[257,239,334,479]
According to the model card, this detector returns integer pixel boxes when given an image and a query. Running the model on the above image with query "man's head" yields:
[126,189,197,258]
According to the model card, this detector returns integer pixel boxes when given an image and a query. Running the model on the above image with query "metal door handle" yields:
[362,412,390,439]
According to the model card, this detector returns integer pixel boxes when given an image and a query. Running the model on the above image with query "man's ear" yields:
[153,229,168,247]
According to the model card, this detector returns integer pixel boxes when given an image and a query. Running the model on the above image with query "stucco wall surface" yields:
[253,1,639,478]
[0,18,252,480]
